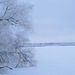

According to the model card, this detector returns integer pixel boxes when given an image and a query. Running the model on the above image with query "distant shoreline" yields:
[23,42,75,47]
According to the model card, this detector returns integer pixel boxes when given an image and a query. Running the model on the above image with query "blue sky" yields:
[23,0,75,43]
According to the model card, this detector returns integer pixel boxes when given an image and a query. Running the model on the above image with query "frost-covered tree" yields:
[0,0,35,71]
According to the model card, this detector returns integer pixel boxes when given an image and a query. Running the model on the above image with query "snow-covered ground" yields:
[5,46,75,75]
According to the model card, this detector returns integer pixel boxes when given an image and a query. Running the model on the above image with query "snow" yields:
[4,46,75,75]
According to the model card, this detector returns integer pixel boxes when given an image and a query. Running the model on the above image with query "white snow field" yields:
[5,46,75,75]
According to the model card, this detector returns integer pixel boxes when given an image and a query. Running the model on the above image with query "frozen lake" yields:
[35,47,75,75]
[5,46,75,75]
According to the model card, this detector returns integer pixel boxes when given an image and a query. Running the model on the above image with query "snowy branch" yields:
[0,66,13,70]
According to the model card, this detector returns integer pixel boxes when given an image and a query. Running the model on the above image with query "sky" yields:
[24,0,75,43]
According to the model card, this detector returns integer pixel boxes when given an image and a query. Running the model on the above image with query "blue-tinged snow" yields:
[2,0,75,75]
[5,46,75,75]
